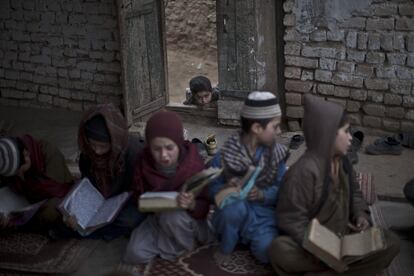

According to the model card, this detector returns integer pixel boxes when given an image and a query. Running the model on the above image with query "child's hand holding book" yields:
[176,192,195,210]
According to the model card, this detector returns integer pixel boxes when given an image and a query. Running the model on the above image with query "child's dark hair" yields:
[189,76,212,94]
[241,117,273,133]
[338,111,350,129]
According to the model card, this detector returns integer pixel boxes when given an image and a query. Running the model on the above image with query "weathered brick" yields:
[339,17,366,29]
[366,52,385,64]
[5,70,19,80]
[69,69,81,79]
[403,96,414,108]
[347,100,361,112]
[406,110,414,120]
[337,61,355,73]
[401,121,414,131]
[367,90,384,103]
[390,80,411,95]
[318,84,334,95]
[78,61,97,71]
[38,94,52,104]
[363,103,385,117]
[357,32,368,50]
[386,107,405,119]
[319,58,336,70]
[81,71,94,81]
[363,116,382,128]
[302,46,337,58]
[97,62,121,73]
[327,30,345,42]
[394,33,405,50]
[20,72,32,82]
[283,0,294,13]
[376,66,396,79]
[283,14,295,26]
[59,89,72,99]
[384,94,403,105]
[399,4,414,16]
[285,55,318,68]
[396,65,414,79]
[407,34,414,52]
[284,42,301,55]
[348,113,362,125]
[105,41,119,51]
[285,80,313,93]
[310,30,327,42]
[383,119,401,131]
[301,70,313,81]
[288,120,301,131]
[332,73,363,88]
[355,64,374,78]
[396,17,414,31]
[346,31,357,48]
[365,79,389,90]
[350,89,368,101]
[372,3,397,16]
[387,53,407,65]
[314,70,332,83]
[346,50,366,62]
[285,93,302,105]
[284,67,301,79]
[380,33,393,51]
[407,54,414,68]
[368,33,381,50]
[334,86,350,98]
[366,18,394,30]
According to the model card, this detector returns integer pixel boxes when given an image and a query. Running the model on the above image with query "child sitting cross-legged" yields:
[209,91,289,263]
[124,111,213,264]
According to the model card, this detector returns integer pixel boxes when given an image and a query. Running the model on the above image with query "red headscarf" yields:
[78,103,128,197]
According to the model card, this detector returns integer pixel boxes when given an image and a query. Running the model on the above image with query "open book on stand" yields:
[59,178,131,236]
[139,167,222,213]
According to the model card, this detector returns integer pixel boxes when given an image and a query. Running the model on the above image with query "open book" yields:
[303,218,386,273]
[139,167,222,213]
[0,186,46,226]
[59,178,131,236]
[214,166,262,208]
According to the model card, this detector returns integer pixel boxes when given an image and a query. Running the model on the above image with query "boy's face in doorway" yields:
[255,117,282,146]
[194,91,212,106]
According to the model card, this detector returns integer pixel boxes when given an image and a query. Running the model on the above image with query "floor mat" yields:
[117,243,273,276]
[0,232,100,275]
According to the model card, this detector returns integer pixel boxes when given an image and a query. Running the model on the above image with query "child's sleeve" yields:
[208,152,226,199]
[261,161,287,206]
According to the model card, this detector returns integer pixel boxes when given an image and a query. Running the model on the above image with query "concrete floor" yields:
[1,105,414,275]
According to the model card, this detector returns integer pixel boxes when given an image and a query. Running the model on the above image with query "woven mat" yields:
[0,232,100,275]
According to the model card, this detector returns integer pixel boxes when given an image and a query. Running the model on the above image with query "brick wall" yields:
[284,0,414,132]
[0,0,122,111]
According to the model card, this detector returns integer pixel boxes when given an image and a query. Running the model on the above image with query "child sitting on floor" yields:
[183,75,219,106]
[54,103,145,240]
[0,135,73,229]
[209,91,289,263]
[124,111,212,264]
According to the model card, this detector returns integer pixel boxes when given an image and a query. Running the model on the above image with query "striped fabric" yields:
[356,172,377,206]
[0,137,20,177]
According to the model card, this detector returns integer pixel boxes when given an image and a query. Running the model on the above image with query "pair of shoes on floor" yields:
[396,132,414,149]
[365,136,403,155]
[347,130,364,164]
[289,134,304,150]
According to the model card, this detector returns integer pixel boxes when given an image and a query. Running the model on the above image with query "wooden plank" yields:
[117,0,167,124]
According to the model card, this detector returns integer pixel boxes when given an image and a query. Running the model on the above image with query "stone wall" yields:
[164,0,217,57]
[284,0,414,132]
[0,0,122,111]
